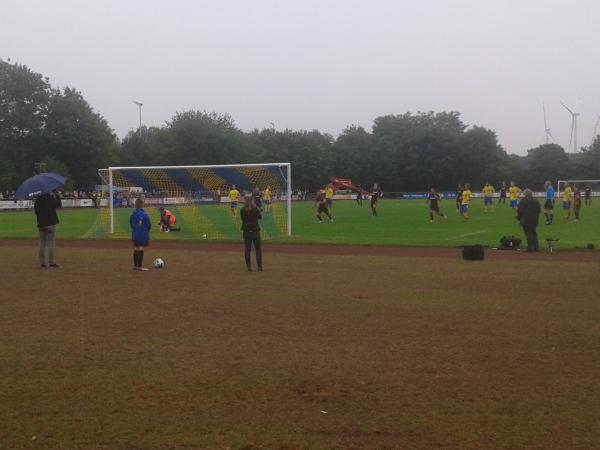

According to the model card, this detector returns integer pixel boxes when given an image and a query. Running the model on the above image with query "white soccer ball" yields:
[153,258,165,269]
[202,234,207,238]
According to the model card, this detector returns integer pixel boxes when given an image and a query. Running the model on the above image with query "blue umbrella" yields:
[15,172,67,200]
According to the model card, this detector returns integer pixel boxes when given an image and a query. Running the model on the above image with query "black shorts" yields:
[317,204,329,214]
[544,199,554,210]
[430,203,440,213]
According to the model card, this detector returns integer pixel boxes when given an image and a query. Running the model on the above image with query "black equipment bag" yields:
[463,245,485,261]
[500,235,521,250]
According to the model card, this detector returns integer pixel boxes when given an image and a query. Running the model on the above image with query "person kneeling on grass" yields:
[240,194,263,272]
[131,198,152,271]
[159,207,180,232]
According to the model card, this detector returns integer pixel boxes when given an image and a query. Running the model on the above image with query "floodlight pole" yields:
[133,101,143,136]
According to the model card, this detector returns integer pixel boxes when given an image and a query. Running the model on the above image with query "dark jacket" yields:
[240,206,262,232]
[516,196,541,228]
[34,193,62,228]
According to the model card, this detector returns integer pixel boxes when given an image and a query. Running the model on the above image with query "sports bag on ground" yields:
[463,245,485,261]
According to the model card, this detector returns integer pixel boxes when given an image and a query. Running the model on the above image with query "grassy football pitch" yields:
[1,199,600,248]
[1,242,599,449]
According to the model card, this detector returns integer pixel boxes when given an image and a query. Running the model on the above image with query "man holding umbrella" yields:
[16,172,67,268]
[34,191,62,267]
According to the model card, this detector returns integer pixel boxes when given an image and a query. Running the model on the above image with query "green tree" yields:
[330,125,373,187]
[43,87,118,187]
[522,143,569,188]
[0,60,118,190]
[167,111,247,165]
[120,126,173,167]
[0,59,53,189]
[460,126,511,189]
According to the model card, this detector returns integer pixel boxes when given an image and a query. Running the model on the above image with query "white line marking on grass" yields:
[444,230,488,241]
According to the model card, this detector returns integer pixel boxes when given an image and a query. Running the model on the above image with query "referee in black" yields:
[240,194,263,272]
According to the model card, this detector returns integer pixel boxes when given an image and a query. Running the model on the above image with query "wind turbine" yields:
[591,115,600,148]
[542,102,554,144]
[560,100,579,152]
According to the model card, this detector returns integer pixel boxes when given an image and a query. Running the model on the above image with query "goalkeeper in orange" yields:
[159,207,181,232]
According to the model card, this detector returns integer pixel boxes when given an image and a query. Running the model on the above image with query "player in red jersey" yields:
[370,183,383,216]
[313,190,333,223]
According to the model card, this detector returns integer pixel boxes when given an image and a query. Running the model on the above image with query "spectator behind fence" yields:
[516,188,541,252]
[34,191,62,268]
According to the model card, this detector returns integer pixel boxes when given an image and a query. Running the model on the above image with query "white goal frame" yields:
[103,163,292,236]
[557,179,599,197]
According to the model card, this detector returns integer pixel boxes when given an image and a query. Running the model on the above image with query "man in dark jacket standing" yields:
[516,189,541,252]
[34,191,62,267]
[240,194,263,271]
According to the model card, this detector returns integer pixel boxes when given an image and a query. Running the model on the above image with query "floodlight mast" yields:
[133,100,143,134]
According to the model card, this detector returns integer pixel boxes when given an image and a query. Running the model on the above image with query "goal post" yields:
[94,163,292,240]
[557,179,599,197]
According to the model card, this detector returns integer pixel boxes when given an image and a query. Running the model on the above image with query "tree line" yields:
[2,59,599,193]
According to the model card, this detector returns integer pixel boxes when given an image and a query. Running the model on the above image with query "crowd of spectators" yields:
[1,190,99,202]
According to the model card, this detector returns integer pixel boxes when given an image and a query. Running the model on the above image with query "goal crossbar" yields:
[557,179,599,195]
[107,163,291,170]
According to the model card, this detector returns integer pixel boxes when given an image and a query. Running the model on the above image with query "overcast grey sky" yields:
[2,0,599,154]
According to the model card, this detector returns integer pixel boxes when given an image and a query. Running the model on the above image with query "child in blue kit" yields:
[130,198,152,271]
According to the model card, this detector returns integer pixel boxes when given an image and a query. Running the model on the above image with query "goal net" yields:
[88,163,291,240]
[557,179,599,203]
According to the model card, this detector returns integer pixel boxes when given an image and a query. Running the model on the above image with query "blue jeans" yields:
[38,225,56,265]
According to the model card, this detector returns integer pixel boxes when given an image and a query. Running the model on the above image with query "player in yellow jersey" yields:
[508,181,521,216]
[482,182,495,213]
[263,185,272,212]
[461,184,472,220]
[324,184,334,210]
[562,182,572,220]
[229,185,241,217]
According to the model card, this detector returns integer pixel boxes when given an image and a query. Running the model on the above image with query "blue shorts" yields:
[563,201,571,210]
[484,197,493,205]
[133,240,149,247]
[460,204,469,214]
[230,201,238,209]
[326,198,333,207]
[510,200,518,208]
